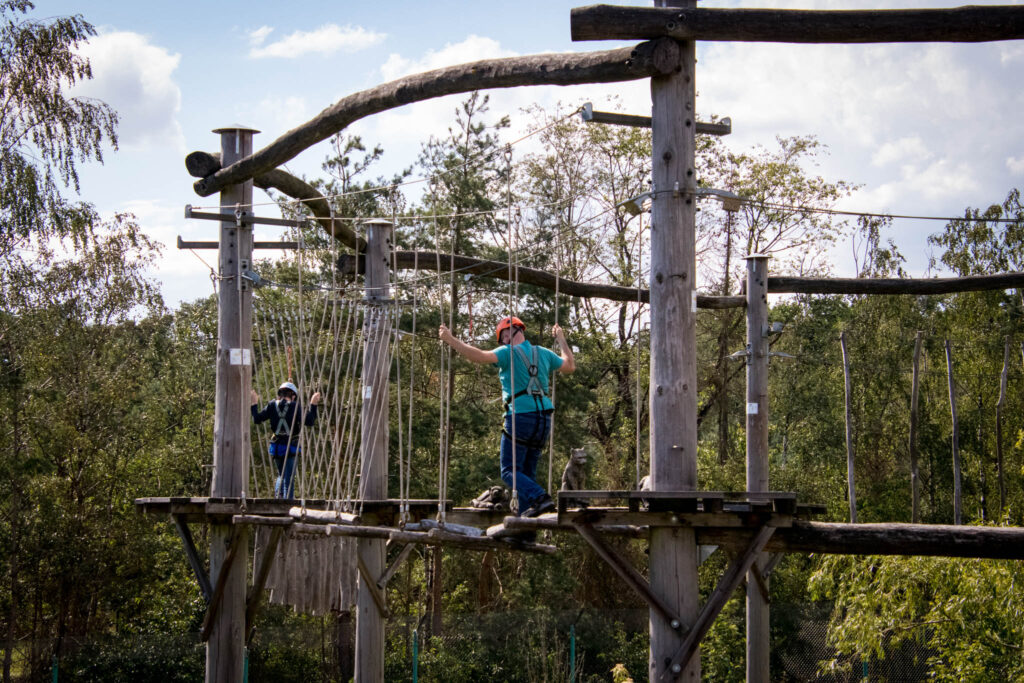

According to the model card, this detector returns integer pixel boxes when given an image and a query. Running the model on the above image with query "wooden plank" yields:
[558,508,791,528]
[661,526,775,681]
[172,514,212,603]
[232,514,294,526]
[570,5,1024,43]
[245,527,283,643]
[194,40,684,198]
[573,522,682,632]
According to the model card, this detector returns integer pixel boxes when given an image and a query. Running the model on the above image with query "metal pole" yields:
[355,218,393,683]
[745,254,770,682]
[208,124,258,683]
[412,629,419,683]
[569,624,576,682]
[649,0,699,679]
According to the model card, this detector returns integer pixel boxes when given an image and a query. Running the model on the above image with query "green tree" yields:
[0,1,117,251]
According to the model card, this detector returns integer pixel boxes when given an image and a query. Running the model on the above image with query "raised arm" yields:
[439,324,498,364]
[553,324,576,374]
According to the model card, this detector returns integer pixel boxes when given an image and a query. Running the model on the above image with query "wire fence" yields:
[3,604,937,682]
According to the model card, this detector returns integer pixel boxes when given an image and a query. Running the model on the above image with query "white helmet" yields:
[277,381,299,396]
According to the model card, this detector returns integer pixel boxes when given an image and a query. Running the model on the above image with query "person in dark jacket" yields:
[251,381,321,499]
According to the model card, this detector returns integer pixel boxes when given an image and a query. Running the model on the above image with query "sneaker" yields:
[522,494,555,518]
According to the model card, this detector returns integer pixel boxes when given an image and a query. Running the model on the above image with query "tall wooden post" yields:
[744,254,770,682]
[649,0,698,679]
[208,124,258,683]
[355,218,393,683]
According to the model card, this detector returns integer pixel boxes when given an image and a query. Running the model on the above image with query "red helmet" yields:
[496,316,525,342]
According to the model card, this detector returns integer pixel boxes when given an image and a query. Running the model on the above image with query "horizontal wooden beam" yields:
[571,4,1024,43]
[193,39,683,197]
[339,251,746,308]
[700,521,1024,560]
[768,271,1024,296]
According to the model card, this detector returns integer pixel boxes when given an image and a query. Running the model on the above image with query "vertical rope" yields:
[636,212,644,487]
[547,239,560,492]
[504,144,519,513]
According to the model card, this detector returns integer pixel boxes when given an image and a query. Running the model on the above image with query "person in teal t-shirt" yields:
[439,316,576,516]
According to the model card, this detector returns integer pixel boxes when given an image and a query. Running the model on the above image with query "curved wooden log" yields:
[571,4,1024,43]
[768,272,1024,296]
[192,39,682,197]
[184,151,365,250]
[338,250,746,308]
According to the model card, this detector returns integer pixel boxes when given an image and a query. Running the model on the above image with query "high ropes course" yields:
[135,3,1024,682]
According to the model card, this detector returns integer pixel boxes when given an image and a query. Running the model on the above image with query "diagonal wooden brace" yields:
[573,522,683,632]
[245,527,284,644]
[172,514,212,603]
[660,526,776,681]
[750,561,770,604]
[356,549,390,619]
[200,528,245,642]
[377,543,415,591]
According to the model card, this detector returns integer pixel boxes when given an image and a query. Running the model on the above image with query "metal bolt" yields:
[671,619,681,630]
[672,663,682,673]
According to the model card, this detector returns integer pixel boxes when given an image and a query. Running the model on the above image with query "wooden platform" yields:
[135,497,449,525]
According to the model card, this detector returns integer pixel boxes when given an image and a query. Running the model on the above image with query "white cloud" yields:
[871,136,930,167]
[249,24,385,59]
[244,96,311,139]
[248,26,274,46]
[1008,156,1024,175]
[380,35,514,80]
[72,31,183,152]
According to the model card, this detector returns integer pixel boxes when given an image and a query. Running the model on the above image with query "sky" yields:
[29,0,1024,307]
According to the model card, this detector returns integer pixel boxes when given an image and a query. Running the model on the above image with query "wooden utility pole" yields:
[208,124,258,683]
[744,254,770,682]
[840,331,857,523]
[909,331,923,523]
[355,218,393,683]
[648,0,698,679]
[945,340,962,525]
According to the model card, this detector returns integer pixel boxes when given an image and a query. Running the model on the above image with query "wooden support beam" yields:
[377,543,415,590]
[172,514,212,603]
[581,107,731,135]
[200,529,244,642]
[245,527,284,643]
[749,563,770,604]
[571,4,1024,43]
[232,514,294,526]
[699,521,1024,560]
[768,271,1024,296]
[762,552,784,580]
[662,526,775,681]
[356,550,390,619]
[339,251,745,308]
[573,522,682,632]
[193,39,683,197]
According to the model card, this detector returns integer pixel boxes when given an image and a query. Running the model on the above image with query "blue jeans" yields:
[500,411,551,513]
[269,442,299,499]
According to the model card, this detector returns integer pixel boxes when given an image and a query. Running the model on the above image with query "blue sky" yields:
[31,0,1024,306]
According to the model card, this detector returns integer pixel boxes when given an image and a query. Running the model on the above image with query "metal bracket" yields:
[184,204,309,228]
[580,102,731,136]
